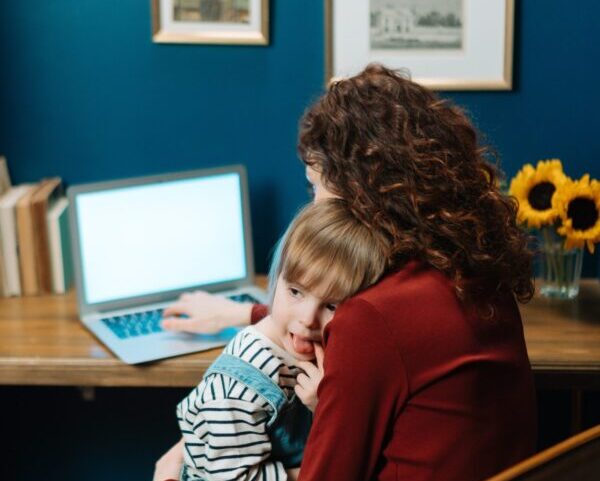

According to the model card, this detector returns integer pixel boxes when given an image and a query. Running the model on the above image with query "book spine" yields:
[16,202,39,295]
[48,209,65,294]
[32,200,53,294]
[0,206,22,296]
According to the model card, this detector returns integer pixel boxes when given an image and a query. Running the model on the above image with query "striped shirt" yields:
[177,326,302,481]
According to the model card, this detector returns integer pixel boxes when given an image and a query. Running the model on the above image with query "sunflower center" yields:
[567,197,599,231]
[527,182,556,210]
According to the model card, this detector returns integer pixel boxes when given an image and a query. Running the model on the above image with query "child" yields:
[173,198,389,481]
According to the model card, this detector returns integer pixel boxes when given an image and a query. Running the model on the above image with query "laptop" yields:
[67,165,267,364]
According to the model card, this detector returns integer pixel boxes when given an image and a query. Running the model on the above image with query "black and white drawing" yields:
[370,0,463,50]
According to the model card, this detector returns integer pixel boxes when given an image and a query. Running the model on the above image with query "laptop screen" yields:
[74,172,247,305]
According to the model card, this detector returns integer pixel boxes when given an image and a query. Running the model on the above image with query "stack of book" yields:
[0,157,73,296]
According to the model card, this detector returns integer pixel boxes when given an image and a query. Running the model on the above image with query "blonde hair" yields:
[269,199,390,303]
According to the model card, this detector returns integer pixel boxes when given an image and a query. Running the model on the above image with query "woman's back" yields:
[300,261,536,481]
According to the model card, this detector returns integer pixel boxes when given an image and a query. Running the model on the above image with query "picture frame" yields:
[326,0,515,90]
[152,0,269,45]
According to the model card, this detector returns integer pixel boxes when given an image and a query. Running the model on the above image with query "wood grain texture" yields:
[521,281,600,388]
[485,424,600,481]
[1,278,599,388]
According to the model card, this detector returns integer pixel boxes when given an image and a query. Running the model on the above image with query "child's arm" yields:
[183,397,288,481]
[153,438,184,481]
[286,467,300,480]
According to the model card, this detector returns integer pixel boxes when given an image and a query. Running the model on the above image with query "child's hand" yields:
[153,438,184,481]
[294,343,324,412]
[162,291,253,334]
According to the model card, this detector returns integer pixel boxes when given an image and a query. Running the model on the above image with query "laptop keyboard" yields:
[101,293,262,340]
[226,293,261,303]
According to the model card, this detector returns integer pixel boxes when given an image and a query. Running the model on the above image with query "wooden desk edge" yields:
[2,278,599,388]
[4,359,600,389]
[0,357,214,387]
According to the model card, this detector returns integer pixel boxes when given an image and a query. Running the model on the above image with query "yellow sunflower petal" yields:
[554,174,600,254]
[509,159,567,228]
[587,240,595,254]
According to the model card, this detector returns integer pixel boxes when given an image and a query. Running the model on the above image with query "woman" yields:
[156,64,536,481]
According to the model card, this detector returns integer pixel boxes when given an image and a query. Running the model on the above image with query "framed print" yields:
[152,0,269,45]
[326,0,514,90]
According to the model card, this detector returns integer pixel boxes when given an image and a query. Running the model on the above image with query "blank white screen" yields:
[76,173,247,304]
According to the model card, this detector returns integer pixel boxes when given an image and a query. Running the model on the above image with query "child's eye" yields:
[289,287,302,297]
[325,303,337,312]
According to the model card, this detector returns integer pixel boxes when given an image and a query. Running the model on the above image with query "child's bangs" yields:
[282,242,360,302]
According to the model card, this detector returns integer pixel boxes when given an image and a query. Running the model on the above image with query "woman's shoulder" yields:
[322,262,444,346]
[353,260,455,310]
[329,260,510,342]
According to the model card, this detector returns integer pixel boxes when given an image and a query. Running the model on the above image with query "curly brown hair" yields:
[298,63,534,309]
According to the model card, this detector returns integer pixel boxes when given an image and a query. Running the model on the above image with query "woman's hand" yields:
[161,291,253,334]
[153,438,184,481]
[295,343,324,412]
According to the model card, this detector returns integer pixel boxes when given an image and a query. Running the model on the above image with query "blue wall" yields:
[1,0,599,274]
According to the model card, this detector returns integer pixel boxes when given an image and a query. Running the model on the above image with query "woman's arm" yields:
[298,299,407,481]
[161,291,259,333]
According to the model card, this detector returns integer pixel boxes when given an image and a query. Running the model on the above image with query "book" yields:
[0,185,34,296]
[16,182,43,295]
[0,156,11,194]
[47,197,73,294]
[30,177,63,294]
[0,156,12,295]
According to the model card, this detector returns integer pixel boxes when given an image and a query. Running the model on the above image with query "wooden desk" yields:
[1,279,599,389]
[521,280,600,390]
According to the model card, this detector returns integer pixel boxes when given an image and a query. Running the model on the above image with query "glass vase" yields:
[538,232,583,299]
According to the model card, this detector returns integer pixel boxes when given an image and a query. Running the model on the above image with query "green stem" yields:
[542,227,560,285]
[556,237,565,289]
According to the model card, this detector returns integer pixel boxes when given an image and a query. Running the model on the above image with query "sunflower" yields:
[553,174,600,253]
[509,159,568,228]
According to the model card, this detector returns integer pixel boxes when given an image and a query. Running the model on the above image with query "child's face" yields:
[269,275,338,361]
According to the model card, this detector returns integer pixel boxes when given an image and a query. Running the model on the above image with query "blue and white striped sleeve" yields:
[183,397,287,481]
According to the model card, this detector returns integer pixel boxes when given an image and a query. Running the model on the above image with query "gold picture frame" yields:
[326,0,515,90]
[152,0,269,45]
